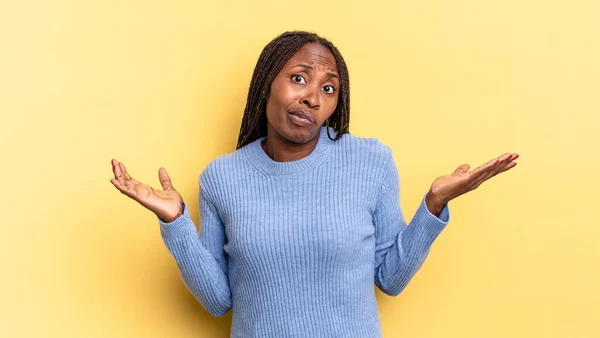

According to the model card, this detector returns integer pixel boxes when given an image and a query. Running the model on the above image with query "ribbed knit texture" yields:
[158,126,450,337]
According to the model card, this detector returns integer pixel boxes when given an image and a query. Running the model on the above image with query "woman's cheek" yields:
[282,85,298,105]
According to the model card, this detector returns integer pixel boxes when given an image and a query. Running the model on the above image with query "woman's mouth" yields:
[288,110,316,126]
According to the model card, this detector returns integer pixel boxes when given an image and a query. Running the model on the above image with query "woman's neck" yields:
[261,126,321,163]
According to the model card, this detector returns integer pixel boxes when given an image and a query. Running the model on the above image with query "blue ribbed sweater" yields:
[158,127,450,337]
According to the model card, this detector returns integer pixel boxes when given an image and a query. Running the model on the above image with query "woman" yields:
[110,31,518,337]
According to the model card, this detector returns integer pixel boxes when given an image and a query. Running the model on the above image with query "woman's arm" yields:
[158,174,232,316]
[373,148,517,296]
[372,153,450,296]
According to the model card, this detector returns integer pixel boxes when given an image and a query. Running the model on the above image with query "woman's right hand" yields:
[110,159,184,223]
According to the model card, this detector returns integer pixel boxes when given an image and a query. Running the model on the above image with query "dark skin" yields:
[261,42,340,162]
[110,42,519,221]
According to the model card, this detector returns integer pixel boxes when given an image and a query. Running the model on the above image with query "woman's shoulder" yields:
[335,132,393,160]
[199,147,248,184]
[334,133,397,190]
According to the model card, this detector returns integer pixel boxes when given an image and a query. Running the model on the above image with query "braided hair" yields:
[236,31,350,149]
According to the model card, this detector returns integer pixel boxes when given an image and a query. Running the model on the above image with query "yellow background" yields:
[2,0,599,337]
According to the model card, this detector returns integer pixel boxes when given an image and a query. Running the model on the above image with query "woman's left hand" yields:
[427,153,519,210]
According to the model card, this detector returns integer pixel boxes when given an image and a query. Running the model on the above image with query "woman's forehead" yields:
[284,43,338,73]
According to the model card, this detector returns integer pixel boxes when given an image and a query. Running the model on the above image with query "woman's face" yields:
[265,42,340,144]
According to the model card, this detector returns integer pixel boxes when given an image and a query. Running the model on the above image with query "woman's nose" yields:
[300,86,320,108]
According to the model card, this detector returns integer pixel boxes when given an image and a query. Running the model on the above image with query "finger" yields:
[119,162,132,181]
[118,162,141,187]
[452,164,470,176]
[117,161,136,189]
[496,158,518,174]
[110,178,136,198]
[473,158,498,172]
[499,152,512,160]
[476,156,519,185]
[499,153,518,164]
[467,164,503,189]
[158,167,173,190]
[113,160,126,184]
[493,153,518,175]
[468,158,500,181]
[471,153,516,178]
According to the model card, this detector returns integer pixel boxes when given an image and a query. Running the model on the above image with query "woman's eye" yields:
[291,74,305,84]
[323,85,335,94]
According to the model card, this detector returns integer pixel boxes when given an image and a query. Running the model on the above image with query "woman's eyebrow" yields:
[293,64,339,79]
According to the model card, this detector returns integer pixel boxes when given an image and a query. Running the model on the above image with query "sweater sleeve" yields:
[373,149,450,296]
[158,174,232,316]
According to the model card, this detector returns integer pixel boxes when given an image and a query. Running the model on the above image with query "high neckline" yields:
[243,126,336,175]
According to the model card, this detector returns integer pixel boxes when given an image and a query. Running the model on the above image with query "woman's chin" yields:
[283,126,318,144]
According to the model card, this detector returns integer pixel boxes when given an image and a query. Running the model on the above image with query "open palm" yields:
[429,152,519,205]
[110,159,184,222]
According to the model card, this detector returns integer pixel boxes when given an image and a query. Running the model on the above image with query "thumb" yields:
[158,167,173,190]
[452,164,470,176]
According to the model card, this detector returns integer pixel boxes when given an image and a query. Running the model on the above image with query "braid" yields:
[236,31,351,149]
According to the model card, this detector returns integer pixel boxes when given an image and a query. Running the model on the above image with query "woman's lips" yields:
[288,110,316,126]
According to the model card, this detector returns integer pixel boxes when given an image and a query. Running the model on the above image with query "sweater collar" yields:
[244,126,335,175]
